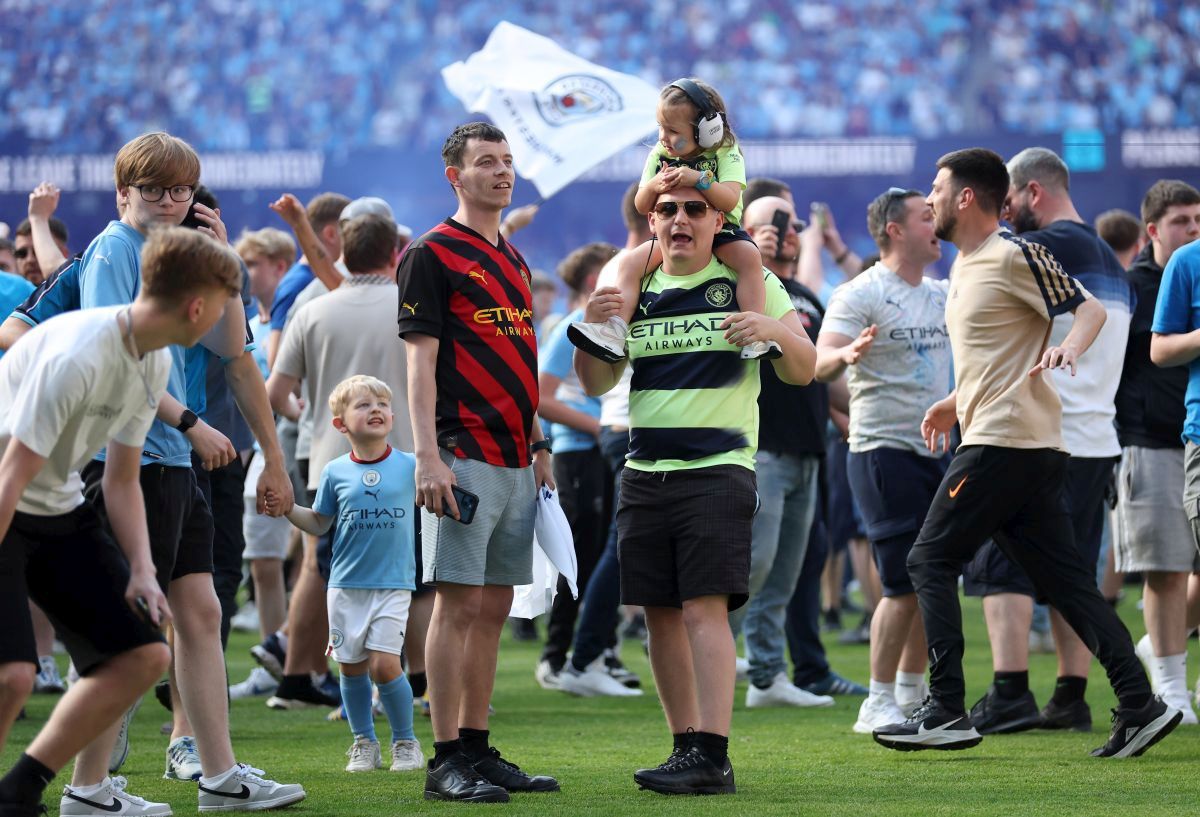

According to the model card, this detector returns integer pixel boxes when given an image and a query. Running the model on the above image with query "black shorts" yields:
[826,436,865,550]
[848,448,946,596]
[0,504,164,675]
[962,455,1117,599]
[617,464,756,611]
[83,459,214,593]
[713,224,755,250]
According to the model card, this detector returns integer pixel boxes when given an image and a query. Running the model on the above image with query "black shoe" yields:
[266,675,339,709]
[0,803,47,817]
[425,753,510,802]
[154,679,173,712]
[604,650,641,689]
[1090,696,1182,758]
[1039,697,1092,732]
[634,746,735,795]
[509,617,539,643]
[969,686,1042,734]
[472,747,559,792]
[872,698,983,751]
[250,633,287,681]
[633,745,689,782]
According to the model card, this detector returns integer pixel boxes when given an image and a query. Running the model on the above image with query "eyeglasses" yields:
[131,184,195,203]
[653,200,712,218]
[13,247,31,259]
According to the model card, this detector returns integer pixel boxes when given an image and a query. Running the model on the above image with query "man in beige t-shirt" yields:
[872,148,1179,759]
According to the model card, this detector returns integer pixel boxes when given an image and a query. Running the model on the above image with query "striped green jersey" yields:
[626,257,794,472]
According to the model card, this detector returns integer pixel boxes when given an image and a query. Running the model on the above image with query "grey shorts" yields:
[420,449,535,587]
[1116,446,1198,572]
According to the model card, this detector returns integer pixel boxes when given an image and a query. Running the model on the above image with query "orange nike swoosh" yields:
[948,476,968,498]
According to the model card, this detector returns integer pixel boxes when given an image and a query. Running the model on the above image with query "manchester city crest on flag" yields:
[535,75,623,126]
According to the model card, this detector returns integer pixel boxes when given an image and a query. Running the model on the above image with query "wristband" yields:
[696,169,715,190]
[531,439,553,455]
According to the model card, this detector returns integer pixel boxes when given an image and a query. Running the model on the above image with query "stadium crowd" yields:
[2,1,1199,153]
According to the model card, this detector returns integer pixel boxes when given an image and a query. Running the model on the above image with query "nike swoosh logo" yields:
[722,768,731,778]
[917,717,966,735]
[64,792,124,813]
[199,783,252,800]
[948,476,967,498]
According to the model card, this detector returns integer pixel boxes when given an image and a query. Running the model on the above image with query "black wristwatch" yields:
[530,439,552,456]
[176,409,199,434]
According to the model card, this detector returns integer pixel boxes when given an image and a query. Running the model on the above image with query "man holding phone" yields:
[397,122,557,803]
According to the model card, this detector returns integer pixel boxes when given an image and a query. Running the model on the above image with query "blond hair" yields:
[235,227,297,267]
[114,132,201,190]
[328,375,393,418]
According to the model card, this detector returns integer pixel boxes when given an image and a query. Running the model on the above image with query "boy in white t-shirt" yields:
[0,227,241,817]
[280,376,423,774]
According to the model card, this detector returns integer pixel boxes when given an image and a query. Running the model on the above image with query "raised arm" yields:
[27,182,68,277]
[270,193,343,293]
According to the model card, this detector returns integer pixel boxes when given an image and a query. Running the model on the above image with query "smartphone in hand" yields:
[443,485,479,524]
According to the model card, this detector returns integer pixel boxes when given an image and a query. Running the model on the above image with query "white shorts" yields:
[326,587,411,664]
[242,452,292,560]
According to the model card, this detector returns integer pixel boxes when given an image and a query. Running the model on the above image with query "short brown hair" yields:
[936,148,1009,217]
[16,217,69,245]
[743,177,791,209]
[114,132,201,190]
[867,188,923,252]
[442,122,508,169]
[1141,180,1200,226]
[234,227,297,267]
[341,214,397,274]
[140,227,241,305]
[306,192,352,234]
[1094,209,1143,255]
[557,242,617,294]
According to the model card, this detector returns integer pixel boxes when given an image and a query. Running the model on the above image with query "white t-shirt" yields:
[821,262,952,456]
[0,307,170,515]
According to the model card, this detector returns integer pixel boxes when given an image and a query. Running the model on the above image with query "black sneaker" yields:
[1039,697,1092,732]
[634,746,735,795]
[872,698,983,751]
[266,675,339,709]
[0,803,47,817]
[250,633,287,681]
[425,753,510,803]
[604,650,641,689]
[1090,696,1182,758]
[969,686,1042,734]
[154,679,173,712]
[472,747,559,792]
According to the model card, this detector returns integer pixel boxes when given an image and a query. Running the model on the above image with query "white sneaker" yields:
[1028,629,1055,654]
[197,764,306,812]
[853,694,906,734]
[229,667,279,700]
[1134,634,1157,691]
[164,736,202,781]
[558,666,643,698]
[895,679,929,718]
[739,339,783,360]
[344,736,382,772]
[567,317,628,363]
[745,673,834,708]
[534,659,562,691]
[62,776,172,817]
[230,602,259,634]
[389,738,425,771]
[35,655,66,693]
[735,657,750,682]
[109,697,141,774]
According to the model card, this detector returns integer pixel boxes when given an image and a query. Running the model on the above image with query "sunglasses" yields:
[13,247,30,259]
[653,200,712,218]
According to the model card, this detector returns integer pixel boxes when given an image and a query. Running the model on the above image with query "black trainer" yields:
[1090,696,1182,758]
[266,675,339,709]
[425,753,510,802]
[0,803,47,817]
[872,698,983,751]
[969,686,1042,734]
[472,747,559,792]
[1039,697,1092,732]
[634,746,735,795]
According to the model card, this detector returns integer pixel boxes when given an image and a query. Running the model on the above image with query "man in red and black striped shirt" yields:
[397,122,558,803]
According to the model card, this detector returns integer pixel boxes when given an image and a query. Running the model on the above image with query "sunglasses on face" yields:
[653,200,712,218]
[13,247,31,259]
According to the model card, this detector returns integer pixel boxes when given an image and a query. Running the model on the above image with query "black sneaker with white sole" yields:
[872,698,983,751]
[969,686,1042,735]
[634,746,734,795]
[1090,696,1182,758]
[266,675,339,709]
[1039,697,1092,732]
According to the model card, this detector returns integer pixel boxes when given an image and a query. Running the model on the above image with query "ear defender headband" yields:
[669,78,725,150]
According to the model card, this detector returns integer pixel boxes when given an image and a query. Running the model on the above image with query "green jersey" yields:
[625,256,794,473]
[641,143,747,226]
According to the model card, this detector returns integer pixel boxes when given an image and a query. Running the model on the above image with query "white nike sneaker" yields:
[109,697,141,774]
[558,666,643,698]
[745,673,834,708]
[164,736,202,781]
[229,667,279,700]
[389,738,425,771]
[197,764,306,812]
[534,659,562,691]
[35,655,66,693]
[61,776,172,816]
[854,694,906,734]
[344,736,382,772]
[739,340,783,360]
[567,317,628,363]
[895,678,930,718]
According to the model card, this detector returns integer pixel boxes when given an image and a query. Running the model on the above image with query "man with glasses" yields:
[576,185,814,794]
[816,188,948,733]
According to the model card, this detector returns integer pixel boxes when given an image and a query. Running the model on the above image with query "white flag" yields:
[442,21,659,199]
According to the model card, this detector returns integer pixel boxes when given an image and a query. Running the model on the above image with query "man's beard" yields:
[934,211,957,243]
[1010,202,1039,234]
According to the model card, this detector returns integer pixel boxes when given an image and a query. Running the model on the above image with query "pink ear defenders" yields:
[669,78,725,150]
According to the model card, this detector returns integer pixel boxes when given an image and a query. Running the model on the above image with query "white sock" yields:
[68,778,110,796]
[1154,652,1188,699]
[199,765,239,787]
[869,679,895,698]
[895,671,925,692]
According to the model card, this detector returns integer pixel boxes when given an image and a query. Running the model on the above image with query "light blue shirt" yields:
[314,447,417,590]
[538,307,600,454]
[1152,240,1200,444]
[0,272,34,359]
[79,221,191,467]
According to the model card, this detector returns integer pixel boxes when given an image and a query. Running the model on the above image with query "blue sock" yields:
[377,674,416,741]
[340,672,376,742]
